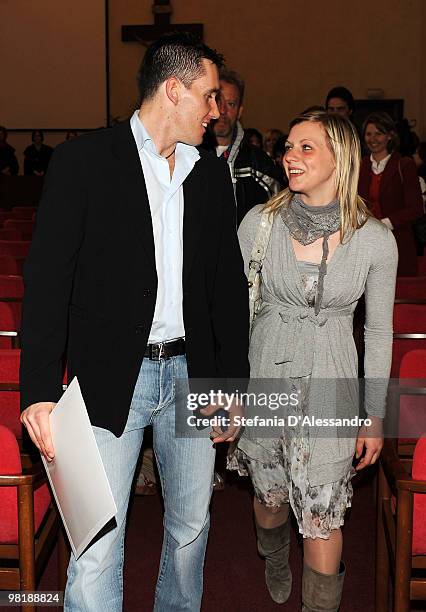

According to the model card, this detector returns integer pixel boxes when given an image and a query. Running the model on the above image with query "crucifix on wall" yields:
[122,0,203,45]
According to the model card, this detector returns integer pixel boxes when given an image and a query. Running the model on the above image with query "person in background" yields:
[413,141,426,210]
[65,130,78,141]
[0,126,19,175]
[358,112,423,275]
[325,86,355,119]
[205,69,280,226]
[24,130,54,176]
[272,135,289,189]
[242,127,263,149]
[264,128,285,158]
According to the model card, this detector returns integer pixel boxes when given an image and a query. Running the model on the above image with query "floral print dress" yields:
[229,260,355,539]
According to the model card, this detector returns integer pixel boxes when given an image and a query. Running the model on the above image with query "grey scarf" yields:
[280,194,341,314]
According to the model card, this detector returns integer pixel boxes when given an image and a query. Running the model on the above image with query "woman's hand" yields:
[200,399,244,444]
[355,415,383,470]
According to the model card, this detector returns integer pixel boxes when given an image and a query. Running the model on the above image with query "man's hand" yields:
[355,416,383,471]
[200,400,244,444]
[20,402,56,461]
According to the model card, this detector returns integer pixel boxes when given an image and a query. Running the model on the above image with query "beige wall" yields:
[4,0,425,165]
[1,0,107,130]
[108,0,426,139]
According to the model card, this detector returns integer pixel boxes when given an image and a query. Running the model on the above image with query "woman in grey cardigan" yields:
[228,111,398,611]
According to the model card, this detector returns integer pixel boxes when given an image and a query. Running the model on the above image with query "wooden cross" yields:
[122,0,203,45]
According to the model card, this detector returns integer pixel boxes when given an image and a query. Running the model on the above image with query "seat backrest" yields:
[0,424,52,545]
[10,208,36,220]
[12,206,37,216]
[394,304,426,334]
[0,425,22,544]
[400,350,426,378]
[0,275,24,299]
[0,212,13,226]
[0,241,31,258]
[0,229,25,241]
[412,436,426,555]
[4,219,34,232]
[0,390,21,438]
[0,349,20,383]
[0,301,20,349]
[0,255,25,276]
[392,305,426,376]
[396,277,426,301]
[398,350,426,441]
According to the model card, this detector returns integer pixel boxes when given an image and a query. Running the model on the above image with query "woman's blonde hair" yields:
[264,110,370,241]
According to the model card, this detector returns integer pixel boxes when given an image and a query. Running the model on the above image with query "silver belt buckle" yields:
[151,342,164,361]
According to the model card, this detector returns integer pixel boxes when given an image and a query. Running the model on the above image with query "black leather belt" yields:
[144,338,186,361]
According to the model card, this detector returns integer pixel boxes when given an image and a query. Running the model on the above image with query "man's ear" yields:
[165,77,181,105]
[237,105,244,121]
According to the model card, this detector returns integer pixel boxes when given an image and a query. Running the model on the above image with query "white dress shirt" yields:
[370,152,391,175]
[130,111,200,343]
[370,153,393,229]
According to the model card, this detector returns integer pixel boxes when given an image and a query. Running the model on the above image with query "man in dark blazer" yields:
[20,34,249,611]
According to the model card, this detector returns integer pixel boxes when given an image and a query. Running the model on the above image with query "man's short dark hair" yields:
[218,69,245,105]
[137,32,224,103]
[325,86,355,112]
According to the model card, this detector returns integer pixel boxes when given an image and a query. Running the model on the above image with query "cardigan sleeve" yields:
[363,225,398,415]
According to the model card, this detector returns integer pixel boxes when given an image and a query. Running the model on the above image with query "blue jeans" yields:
[64,355,215,611]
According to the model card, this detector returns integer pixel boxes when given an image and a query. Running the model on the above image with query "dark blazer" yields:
[358,152,423,275]
[20,120,250,436]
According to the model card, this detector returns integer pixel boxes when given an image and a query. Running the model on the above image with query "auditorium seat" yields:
[0,301,21,348]
[0,211,13,226]
[0,348,20,383]
[0,275,24,299]
[397,350,426,456]
[0,240,31,258]
[376,436,426,612]
[0,425,68,601]
[0,229,26,241]
[0,255,25,276]
[392,302,426,377]
[11,206,37,220]
[395,276,426,301]
[4,219,33,241]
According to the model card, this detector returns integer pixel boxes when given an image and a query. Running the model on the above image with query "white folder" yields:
[42,377,117,558]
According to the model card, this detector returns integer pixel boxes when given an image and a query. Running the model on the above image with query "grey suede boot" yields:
[301,561,345,612]
[256,520,292,604]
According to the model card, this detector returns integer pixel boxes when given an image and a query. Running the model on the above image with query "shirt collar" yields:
[370,152,391,175]
[130,110,200,164]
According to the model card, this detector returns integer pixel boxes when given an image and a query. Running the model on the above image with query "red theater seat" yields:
[11,206,37,220]
[0,241,31,258]
[395,276,426,301]
[0,256,25,276]
[376,436,426,611]
[0,425,68,596]
[398,350,426,452]
[392,303,426,377]
[0,275,24,299]
[0,301,21,348]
